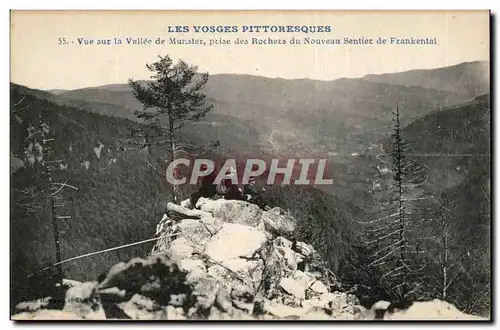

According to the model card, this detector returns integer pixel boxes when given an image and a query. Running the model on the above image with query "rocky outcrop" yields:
[11,198,486,321]
[196,198,263,227]
[260,207,296,239]
[358,299,487,321]
[386,300,486,320]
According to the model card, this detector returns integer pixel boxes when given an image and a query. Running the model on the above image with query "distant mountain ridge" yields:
[49,62,487,122]
[362,61,489,97]
[12,61,488,161]
[45,60,489,97]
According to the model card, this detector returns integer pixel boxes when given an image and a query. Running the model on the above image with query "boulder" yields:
[319,291,360,316]
[168,237,195,260]
[62,279,82,288]
[295,241,315,258]
[151,214,177,254]
[260,207,296,238]
[263,299,304,318]
[231,288,254,313]
[199,216,225,234]
[301,297,325,310]
[279,277,306,300]
[383,299,486,320]
[180,199,193,209]
[219,259,264,290]
[15,297,51,313]
[204,223,267,262]
[97,254,192,307]
[155,214,172,234]
[221,258,255,274]
[166,202,212,221]
[309,280,328,294]
[165,305,186,320]
[275,245,298,272]
[118,294,162,320]
[292,270,315,290]
[153,216,224,256]
[215,287,232,312]
[274,236,293,249]
[195,197,211,209]
[12,310,84,320]
[279,270,318,301]
[177,259,206,274]
[198,199,262,227]
[257,241,288,298]
[63,281,105,319]
[189,274,220,309]
[206,264,255,295]
[176,219,213,250]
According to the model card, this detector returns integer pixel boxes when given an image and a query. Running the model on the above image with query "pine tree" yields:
[128,55,213,202]
[364,104,430,300]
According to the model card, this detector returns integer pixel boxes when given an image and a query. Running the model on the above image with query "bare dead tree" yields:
[13,97,79,282]
[36,112,79,282]
[363,104,431,300]
[421,195,466,302]
[438,205,458,300]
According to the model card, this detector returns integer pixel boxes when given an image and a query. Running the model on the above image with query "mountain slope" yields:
[10,84,171,304]
[57,73,471,123]
[341,94,491,312]
[397,95,490,313]
[51,67,478,159]
[362,61,489,98]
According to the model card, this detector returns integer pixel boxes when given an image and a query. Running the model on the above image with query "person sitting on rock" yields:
[189,164,218,207]
[216,166,245,201]
[243,176,268,210]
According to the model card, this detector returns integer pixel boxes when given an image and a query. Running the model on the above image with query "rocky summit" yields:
[11,198,485,321]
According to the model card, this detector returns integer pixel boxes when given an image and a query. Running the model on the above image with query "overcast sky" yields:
[11,10,490,90]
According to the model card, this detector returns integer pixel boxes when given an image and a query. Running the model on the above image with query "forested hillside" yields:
[397,95,491,314]
[9,84,363,309]
[360,94,491,313]
[10,62,490,316]
[10,84,171,304]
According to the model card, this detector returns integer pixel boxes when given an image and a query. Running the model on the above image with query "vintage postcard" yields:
[10,10,491,321]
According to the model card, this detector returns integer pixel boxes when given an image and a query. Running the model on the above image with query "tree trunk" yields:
[395,105,407,299]
[40,119,63,284]
[442,221,448,299]
[167,112,180,203]
[143,131,152,156]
